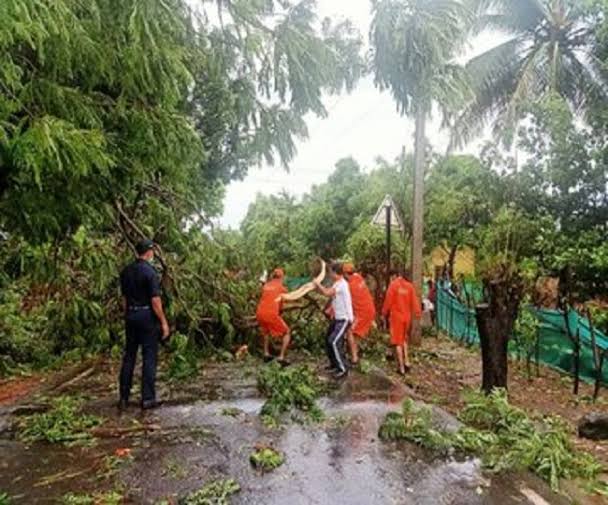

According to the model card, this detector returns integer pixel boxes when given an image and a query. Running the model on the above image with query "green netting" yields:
[285,277,311,291]
[436,285,608,385]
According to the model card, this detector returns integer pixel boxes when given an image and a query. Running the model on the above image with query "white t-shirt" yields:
[332,277,354,322]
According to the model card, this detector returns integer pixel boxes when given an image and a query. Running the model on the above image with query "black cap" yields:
[135,239,154,255]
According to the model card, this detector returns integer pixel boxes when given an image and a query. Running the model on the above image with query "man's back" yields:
[348,273,376,317]
[120,259,160,308]
[384,277,420,319]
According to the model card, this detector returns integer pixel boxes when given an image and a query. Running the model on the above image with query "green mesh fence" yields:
[436,284,608,385]
[285,277,311,291]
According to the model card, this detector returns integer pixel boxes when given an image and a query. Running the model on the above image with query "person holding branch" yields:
[256,268,291,366]
[314,262,353,379]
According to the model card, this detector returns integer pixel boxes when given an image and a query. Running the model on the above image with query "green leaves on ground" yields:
[0,492,11,505]
[60,491,122,505]
[379,390,604,491]
[167,333,200,382]
[179,479,240,505]
[250,446,284,472]
[257,363,324,425]
[20,396,102,446]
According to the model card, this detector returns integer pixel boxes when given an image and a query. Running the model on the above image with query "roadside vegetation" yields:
[380,390,605,492]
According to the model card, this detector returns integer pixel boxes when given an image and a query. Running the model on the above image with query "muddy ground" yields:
[0,335,607,504]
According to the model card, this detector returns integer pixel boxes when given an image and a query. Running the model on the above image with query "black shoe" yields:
[118,399,129,411]
[333,370,348,380]
[141,400,162,410]
[263,355,274,363]
[277,359,291,368]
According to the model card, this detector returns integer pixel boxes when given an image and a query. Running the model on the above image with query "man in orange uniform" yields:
[256,268,291,366]
[382,268,422,375]
[343,263,376,365]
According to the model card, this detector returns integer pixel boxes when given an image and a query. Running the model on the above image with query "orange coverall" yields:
[347,273,376,338]
[382,277,422,346]
[256,278,289,338]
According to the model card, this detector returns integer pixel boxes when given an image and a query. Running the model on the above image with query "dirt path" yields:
[0,355,581,505]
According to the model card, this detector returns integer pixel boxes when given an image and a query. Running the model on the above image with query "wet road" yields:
[0,363,573,504]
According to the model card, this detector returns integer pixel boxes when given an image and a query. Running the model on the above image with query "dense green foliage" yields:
[242,156,410,277]
[0,0,606,373]
[0,0,363,370]
[379,390,603,490]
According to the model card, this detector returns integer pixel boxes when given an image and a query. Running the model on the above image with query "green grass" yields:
[0,491,11,505]
[257,363,324,425]
[249,446,284,472]
[178,479,240,505]
[20,396,102,446]
[379,390,605,492]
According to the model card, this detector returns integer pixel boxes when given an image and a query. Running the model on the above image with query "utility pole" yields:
[385,202,391,290]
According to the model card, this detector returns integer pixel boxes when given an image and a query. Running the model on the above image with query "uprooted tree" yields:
[0,0,363,369]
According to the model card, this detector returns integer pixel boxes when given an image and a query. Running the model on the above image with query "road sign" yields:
[371,195,404,231]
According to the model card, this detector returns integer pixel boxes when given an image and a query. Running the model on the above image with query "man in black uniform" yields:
[119,239,170,410]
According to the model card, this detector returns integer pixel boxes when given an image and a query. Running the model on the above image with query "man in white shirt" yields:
[314,262,354,379]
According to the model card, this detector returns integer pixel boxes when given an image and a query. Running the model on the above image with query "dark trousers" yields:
[119,310,159,405]
[326,319,349,373]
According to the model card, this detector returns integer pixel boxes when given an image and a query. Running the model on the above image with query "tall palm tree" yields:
[370,0,471,322]
[454,0,608,146]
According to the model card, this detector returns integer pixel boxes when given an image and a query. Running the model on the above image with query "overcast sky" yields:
[218,0,495,229]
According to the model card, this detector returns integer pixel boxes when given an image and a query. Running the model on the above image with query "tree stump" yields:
[476,303,508,393]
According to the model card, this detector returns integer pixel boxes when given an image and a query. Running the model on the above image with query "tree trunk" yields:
[410,107,426,346]
[475,268,523,394]
[476,304,509,393]
[447,244,458,280]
